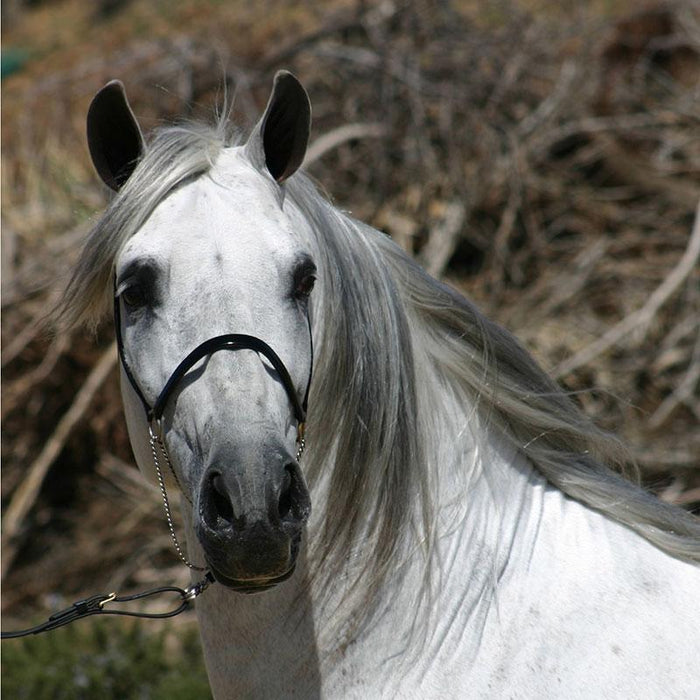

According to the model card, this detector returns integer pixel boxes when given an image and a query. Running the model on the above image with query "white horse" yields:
[60,72,699,699]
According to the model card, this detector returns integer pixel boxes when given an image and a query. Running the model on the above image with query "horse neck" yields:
[306,373,546,679]
[419,364,544,609]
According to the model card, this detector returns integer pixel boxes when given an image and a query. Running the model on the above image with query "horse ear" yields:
[87,80,145,191]
[246,71,311,183]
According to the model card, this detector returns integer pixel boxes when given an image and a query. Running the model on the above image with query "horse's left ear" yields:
[87,80,145,191]
[246,71,311,183]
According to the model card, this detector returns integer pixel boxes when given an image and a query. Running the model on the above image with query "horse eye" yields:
[121,284,146,309]
[294,273,316,300]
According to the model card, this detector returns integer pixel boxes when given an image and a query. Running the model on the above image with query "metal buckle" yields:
[183,572,215,601]
[149,416,165,443]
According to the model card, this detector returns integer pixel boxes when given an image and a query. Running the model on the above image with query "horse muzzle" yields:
[194,450,311,592]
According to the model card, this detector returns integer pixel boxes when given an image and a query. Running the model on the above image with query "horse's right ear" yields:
[87,80,145,191]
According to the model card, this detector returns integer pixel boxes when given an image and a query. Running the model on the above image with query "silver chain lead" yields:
[148,423,206,571]
[296,429,306,462]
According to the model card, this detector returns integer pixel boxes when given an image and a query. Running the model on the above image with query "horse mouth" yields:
[209,562,297,594]
[206,533,301,594]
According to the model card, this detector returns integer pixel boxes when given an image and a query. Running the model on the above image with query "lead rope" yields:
[0,574,215,639]
[1,422,305,640]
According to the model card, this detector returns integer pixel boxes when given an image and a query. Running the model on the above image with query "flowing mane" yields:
[59,119,700,644]
[285,173,700,642]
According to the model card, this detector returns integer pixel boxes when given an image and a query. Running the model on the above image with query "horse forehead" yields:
[127,159,294,263]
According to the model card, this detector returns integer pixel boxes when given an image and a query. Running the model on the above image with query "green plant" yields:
[1,619,212,699]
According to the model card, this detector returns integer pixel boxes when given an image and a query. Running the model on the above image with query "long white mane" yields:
[59,119,700,641]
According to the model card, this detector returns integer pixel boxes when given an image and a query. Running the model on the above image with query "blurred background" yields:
[2,0,699,695]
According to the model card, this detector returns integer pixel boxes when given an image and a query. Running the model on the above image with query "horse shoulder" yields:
[469,487,700,698]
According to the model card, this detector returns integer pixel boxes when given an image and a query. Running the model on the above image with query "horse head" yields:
[87,73,314,592]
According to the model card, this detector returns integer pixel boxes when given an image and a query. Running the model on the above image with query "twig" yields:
[1,343,117,580]
[658,476,687,504]
[1,335,69,420]
[419,200,466,279]
[2,223,89,310]
[671,487,700,506]
[648,330,700,429]
[489,172,522,287]
[381,209,418,254]
[96,452,160,502]
[516,60,578,137]
[594,133,699,210]
[260,17,365,71]
[1,313,46,367]
[502,238,609,328]
[304,123,386,167]
[531,112,683,157]
[539,239,609,316]
[554,200,700,378]
[1,223,17,292]
[634,449,700,471]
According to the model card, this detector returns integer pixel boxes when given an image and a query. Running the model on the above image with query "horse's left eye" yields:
[294,273,316,300]
[121,284,147,309]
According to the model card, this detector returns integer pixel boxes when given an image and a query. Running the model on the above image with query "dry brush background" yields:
[2,0,699,625]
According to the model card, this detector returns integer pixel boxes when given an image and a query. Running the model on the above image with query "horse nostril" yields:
[278,468,293,520]
[278,464,311,525]
[212,474,234,518]
[203,472,239,530]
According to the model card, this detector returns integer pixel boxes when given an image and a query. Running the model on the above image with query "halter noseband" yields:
[113,293,312,439]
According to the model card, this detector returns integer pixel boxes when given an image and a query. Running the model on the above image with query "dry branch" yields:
[420,201,467,279]
[554,201,700,379]
[1,343,117,580]
[649,332,700,429]
[304,123,386,167]
[1,335,69,420]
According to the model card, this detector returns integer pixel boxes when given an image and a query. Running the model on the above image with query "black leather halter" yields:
[113,293,312,432]
[0,291,313,640]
